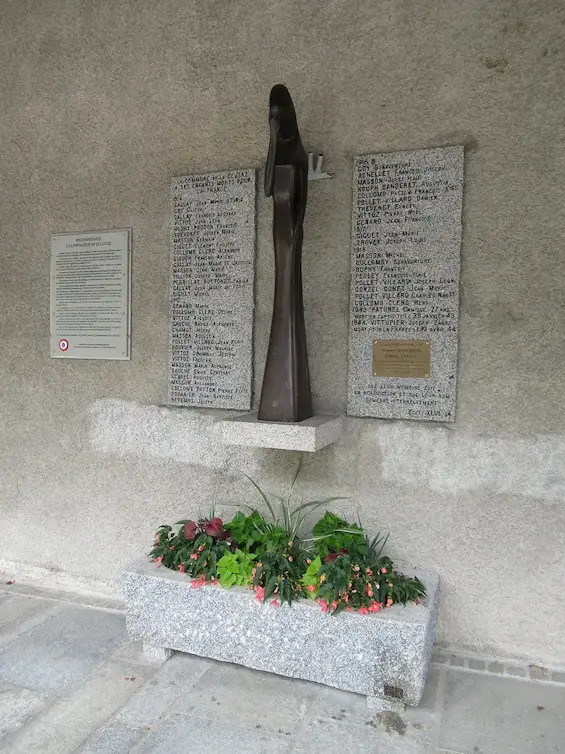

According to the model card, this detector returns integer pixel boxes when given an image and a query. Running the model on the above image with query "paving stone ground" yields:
[0,584,563,753]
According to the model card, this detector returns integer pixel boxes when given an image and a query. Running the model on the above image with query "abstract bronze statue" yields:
[258,85,313,423]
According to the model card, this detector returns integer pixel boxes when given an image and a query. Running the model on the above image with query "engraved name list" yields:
[347,147,464,422]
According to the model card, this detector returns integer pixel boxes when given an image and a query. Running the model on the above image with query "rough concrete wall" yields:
[1,0,564,664]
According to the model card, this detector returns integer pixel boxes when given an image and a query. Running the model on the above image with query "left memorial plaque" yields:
[169,170,256,409]
[50,229,132,360]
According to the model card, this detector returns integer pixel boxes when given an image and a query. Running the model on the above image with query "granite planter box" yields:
[122,557,439,711]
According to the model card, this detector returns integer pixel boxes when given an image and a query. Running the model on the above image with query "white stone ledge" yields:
[219,413,345,452]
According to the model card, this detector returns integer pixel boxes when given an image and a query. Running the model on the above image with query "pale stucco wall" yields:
[1,0,564,664]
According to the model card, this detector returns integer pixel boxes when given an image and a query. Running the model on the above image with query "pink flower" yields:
[331,600,338,611]
[190,553,198,560]
[154,556,163,567]
[178,564,185,573]
[345,606,352,612]
[342,593,349,603]
[369,602,382,613]
[305,585,316,593]
[386,598,393,608]
[366,568,373,576]
[271,599,279,608]
[288,556,293,562]
[306,559,311,565]
[198,545,204,552]
[191,579,202,588]
[316,599,329,613]
[381,567,388,574]
[204,517,223,538]
[254,586,265,603]
[183,521,197,540]
[358,606,369,615]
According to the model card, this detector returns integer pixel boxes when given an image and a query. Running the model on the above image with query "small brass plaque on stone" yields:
[372,340,431,378]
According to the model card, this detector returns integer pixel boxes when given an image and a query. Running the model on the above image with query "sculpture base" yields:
[219,413,344,452]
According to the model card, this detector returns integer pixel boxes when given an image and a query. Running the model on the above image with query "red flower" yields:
[254,586,265,603]
[271,599,279,608]
[316,599,329,614]
[323,548,347,564]
[204,517,223,538]
[358,606,369,615]
[183,521,197,540]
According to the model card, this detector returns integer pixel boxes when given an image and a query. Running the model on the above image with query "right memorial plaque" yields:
[348,146,464,422]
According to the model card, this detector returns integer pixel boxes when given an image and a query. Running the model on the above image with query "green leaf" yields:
[264,574,277,600]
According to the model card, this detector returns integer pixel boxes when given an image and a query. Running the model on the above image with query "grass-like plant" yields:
[150,465,425,614]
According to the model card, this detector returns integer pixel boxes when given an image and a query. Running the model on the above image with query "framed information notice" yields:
[50,229,132,360]
[169,169,256,409]
[347,147,464,422]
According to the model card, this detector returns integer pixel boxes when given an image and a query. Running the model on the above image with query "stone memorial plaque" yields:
[169,169,256,409]
[348,146,464,421]
[50,229,131,360]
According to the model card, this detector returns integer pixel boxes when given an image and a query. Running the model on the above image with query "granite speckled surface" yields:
[219,413,345,451]
[169,170,256,410]
[122,557,439,708]
[348,147,464,422]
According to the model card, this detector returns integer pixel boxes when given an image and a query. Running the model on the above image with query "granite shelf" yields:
[219,413,345,452]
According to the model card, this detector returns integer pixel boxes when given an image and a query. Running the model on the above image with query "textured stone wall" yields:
[0,0,564,664]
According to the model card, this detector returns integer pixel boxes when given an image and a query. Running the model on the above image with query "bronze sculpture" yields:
[258,85,313,423]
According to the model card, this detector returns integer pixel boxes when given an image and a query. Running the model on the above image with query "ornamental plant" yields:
[150,475,425,615]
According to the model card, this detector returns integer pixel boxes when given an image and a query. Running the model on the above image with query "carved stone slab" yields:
[169,170,256,409]
[348,147,464,422]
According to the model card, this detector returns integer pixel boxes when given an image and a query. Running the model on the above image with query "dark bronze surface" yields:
[258,85,313,423]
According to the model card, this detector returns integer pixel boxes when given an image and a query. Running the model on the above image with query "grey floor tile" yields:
[0,605,127,695]
[116,652,210,727]
[0,682,48,742]
[439,668,565,753]
[0,595,51,631]
[307,665,441,748]
[4,659,155,754]
[110,640,153,665]
[171,661,317,736]
[78,720,144,754]
[291,718,380,754]
[135,714,292,754]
